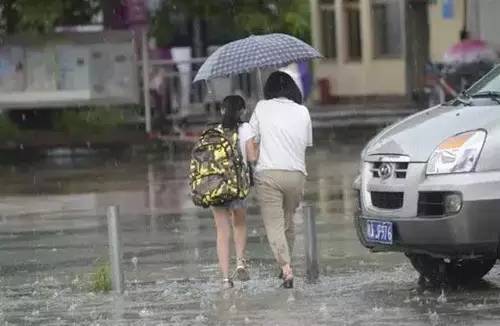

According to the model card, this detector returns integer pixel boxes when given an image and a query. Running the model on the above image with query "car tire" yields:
[407,254,496,285]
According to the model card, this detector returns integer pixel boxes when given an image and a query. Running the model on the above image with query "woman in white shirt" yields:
[211,95,257,289]
[250,71,313,288]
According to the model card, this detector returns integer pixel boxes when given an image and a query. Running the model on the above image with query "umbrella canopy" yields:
[193,33,321,83]
[443,39,498,65]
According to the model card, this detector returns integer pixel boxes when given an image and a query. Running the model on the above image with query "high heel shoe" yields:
[281,277,293,289]
[281,270,294,289]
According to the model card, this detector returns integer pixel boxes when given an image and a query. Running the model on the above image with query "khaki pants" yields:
[256,170,305,266]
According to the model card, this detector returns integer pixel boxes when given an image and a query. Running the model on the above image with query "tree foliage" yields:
[151,0,311,47]
[1,0,310,44]
[233,0,311,41]
[1,0,100,34]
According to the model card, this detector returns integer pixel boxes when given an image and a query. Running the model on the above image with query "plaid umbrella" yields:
[193,33,322,83]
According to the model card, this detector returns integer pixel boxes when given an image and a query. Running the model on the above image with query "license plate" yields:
[365,220,393,244]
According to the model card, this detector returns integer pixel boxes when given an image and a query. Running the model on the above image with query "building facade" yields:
[309,0,488,99]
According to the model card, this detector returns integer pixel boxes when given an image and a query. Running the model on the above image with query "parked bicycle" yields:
[423,61,495,107]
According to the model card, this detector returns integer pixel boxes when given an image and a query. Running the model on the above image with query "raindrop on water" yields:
[229,304,237,313]
[131,256,139,270]
[170,315,181,323]
[71,276,80,286]
[428,310,440,326]
[195,314,207,323]
[319,303,329,317]
[68,303,77,312]
[139,308,153,318]
[437,289,447,304]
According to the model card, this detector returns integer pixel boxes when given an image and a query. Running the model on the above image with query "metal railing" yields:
[139,58,262,133]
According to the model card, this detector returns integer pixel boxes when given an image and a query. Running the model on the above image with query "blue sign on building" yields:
[443,0,455,19]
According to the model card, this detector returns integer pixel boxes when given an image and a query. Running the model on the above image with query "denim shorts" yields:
[213,199,247,209]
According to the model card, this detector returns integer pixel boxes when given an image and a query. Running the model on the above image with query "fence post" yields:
[107,206,124,294]
[141,27,152,134]
[303,204,319,282]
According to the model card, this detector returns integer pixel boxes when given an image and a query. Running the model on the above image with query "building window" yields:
[372,0,402,58]
[344,0,362,61]
[319,0,336,59]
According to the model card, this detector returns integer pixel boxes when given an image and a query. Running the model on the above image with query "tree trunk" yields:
[405,0,430,107]
[102,0,127,29]
[192,16,203,57]
[3,0,19,34]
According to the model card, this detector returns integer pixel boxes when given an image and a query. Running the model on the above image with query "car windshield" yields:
[467,65,500,95]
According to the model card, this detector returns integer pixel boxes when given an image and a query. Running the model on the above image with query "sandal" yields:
[234,257,250,282]
[222,278,234,290]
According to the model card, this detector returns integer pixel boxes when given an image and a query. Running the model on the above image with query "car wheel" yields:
[407,254,496,285]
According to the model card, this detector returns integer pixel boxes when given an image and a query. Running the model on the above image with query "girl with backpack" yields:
[190,95,257,289]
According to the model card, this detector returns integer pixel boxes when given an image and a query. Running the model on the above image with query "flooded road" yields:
[1,138,500,325]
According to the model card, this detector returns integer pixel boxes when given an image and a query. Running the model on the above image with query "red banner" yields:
[125,0,148,26]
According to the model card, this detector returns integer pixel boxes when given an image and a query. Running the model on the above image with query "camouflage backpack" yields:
[189,124,250,208]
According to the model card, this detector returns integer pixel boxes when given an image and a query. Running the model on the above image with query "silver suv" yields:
[353,65,500,285]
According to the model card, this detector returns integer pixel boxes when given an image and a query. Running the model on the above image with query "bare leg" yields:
[231,208,247,260]
[211,207,232,279]
[232,207,250,281]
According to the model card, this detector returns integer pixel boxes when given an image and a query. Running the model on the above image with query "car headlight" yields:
[426,130,486,175]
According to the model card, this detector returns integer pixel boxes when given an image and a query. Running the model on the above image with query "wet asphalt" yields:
[1,135,500,325]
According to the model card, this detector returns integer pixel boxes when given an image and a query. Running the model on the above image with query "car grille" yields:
[371,192,404,209]
[371,162,409,179]
[417,192,445,216]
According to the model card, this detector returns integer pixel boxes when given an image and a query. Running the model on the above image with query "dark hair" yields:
[264,71,303,104]
[221,95,245,130]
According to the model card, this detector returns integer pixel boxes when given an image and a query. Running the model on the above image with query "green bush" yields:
[0,113,19,139]
[90,262,112,293]
[54,107,125,136]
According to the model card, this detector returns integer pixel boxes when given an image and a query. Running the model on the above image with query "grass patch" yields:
[54,107,125,136]
[90,262,112,293]
[0,113,19,139]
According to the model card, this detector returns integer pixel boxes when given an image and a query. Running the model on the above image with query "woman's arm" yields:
[245,137,259,163]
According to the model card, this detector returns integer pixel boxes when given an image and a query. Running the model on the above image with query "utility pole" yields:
[192,16,204,58]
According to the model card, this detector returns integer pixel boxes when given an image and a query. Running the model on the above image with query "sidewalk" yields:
[161,100,419,135]
[310,102,418,128]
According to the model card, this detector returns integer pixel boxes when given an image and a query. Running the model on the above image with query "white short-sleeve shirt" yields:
[249,98,313,175]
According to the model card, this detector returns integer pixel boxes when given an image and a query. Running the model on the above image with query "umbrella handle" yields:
[257,68,264,100]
